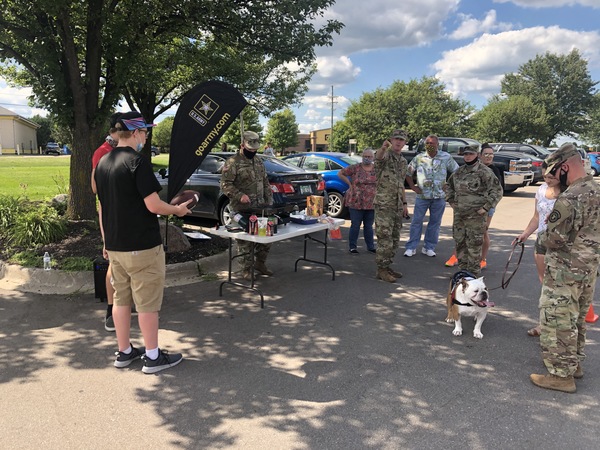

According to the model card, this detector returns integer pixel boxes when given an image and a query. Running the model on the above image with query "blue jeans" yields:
[348,208,375,250]
[405,197,446,251]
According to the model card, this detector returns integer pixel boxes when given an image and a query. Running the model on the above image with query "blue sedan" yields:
[282,152,362,217]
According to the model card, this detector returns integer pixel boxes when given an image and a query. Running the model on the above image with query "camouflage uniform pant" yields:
[539,267,597,377]
[237,241,271,271]
[453,212,486,276]
[374,206,402,270]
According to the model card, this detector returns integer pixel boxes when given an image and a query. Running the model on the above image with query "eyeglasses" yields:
[138,129,148,135]
[482,153,494,157]
[246,139,260,145]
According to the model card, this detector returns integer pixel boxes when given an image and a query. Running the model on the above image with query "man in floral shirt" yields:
[404,134,459,257]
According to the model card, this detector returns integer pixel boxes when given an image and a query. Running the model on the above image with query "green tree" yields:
[501,50,598,146]
[266,109,299,152]
[0,0,342,219]
[330,119,354,153]
[30,115,52,148]
[343,77,473,148]
[152,116,174,151]
[579,93,600,147]
[219,107,263,150]
[472,95,551,143]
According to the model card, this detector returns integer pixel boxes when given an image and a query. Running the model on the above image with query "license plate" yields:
[300,184,312,195]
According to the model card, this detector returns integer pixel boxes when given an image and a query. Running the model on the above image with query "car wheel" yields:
[593,167,599,177]
[326,191,344,218]
[219,199,233,226]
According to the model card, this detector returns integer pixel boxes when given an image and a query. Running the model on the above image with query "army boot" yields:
[255,261,273,276]
[241,269,254,281]
[574,364,583,379]
[387,268,403,279]
[376,268,396,283]
[530,373,576,393]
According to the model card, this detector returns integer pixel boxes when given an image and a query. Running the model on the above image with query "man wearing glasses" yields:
[221,130,274,280]
[94,111,192,374]
[530,143,600,393]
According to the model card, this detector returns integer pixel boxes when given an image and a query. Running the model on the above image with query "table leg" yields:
[294,229,335,280]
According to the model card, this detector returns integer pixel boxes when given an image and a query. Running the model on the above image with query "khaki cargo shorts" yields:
[107,245,165,313]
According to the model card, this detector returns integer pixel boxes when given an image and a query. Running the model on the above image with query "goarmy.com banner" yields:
[168,80,247,202]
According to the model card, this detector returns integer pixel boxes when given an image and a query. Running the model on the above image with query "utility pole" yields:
[329,85,337,151]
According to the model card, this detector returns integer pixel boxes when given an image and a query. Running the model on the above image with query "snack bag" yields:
[306,195,324,217]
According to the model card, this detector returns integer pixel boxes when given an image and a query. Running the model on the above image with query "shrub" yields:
[60,256,94,272]
[8,250,42,268]
[0,195,27,238]
[9,204,67,247]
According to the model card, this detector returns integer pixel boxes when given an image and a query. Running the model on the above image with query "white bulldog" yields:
[445,270,494,339]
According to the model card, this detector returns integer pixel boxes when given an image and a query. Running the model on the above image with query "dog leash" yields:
[488,240,525,291]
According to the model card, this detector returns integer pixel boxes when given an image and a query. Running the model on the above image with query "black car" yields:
[157,153,326,225]
[490,143,549,183]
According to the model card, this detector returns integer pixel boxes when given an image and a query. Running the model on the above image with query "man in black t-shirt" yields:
[93,111,192,374]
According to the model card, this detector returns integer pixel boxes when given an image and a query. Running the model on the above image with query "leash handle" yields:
[501,241,524,289]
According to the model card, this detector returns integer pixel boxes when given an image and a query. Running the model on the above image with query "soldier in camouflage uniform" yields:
[221,131,274,280]
[445,145,503,276]
[374,129,409,283]
[530,143,600,394]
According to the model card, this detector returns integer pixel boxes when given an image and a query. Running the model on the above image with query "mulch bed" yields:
[0,220,228,269]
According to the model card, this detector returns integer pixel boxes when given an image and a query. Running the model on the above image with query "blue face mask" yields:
[362,156,374,165]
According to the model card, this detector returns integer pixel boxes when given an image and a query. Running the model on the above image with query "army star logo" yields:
[199,101,213,114]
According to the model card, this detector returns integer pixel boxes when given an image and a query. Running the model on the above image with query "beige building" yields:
[284,128,333,154]
[0,106,40,155]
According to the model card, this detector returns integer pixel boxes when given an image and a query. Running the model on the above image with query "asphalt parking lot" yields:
[1,184,599,450]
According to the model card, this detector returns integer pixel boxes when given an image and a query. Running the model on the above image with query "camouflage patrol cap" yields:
[544,143,580,175]
[460,144,478,155]
[242,131,261,150]
[390,129,408,140]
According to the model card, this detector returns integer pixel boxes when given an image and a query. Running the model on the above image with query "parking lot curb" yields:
[0,251,229,295]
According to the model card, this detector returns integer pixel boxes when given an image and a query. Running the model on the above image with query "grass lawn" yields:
[0,154,169,201]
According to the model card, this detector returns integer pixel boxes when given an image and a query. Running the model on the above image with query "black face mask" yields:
[243,148,256,159]
[464,157,478,166]
[558,167,569,187]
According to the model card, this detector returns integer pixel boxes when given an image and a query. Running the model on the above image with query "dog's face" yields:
[457,277,489,307]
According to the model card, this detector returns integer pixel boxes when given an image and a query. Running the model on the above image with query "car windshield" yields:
[341,155,362,165]
[259,155,302,173]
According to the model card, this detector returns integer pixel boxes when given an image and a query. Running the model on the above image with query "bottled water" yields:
[43,252,51,270]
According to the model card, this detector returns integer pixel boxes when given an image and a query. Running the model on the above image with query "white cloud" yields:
[308,56,361,94]
[318,0,460,55]
[449,10,513,40]
[433,26,600,100]
[0,82,47,118]
[493,0,600,8]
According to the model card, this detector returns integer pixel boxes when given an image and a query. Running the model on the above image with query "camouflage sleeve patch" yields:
[548,209,561,223]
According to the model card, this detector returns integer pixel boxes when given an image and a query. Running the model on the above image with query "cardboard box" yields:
[306,195,324,217]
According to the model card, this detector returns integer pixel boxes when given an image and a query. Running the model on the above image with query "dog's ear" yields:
[460,278,469,291]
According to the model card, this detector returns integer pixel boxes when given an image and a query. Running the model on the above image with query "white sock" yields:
[146,347,159,360]
[121,345,132,355]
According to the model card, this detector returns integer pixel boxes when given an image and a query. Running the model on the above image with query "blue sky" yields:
[1,0,599,142]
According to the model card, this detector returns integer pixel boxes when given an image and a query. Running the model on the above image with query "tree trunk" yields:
[67,124,98,220]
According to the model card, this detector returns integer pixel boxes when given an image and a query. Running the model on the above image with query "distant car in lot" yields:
[44,142,61,155]
[156,153,326,225]
[281,152,362,218]
[151,146,160,157]
[588,152,600,176]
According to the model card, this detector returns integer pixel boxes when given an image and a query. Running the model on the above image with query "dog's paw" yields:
[445,318,455,323]
[452,329,463,336]
[473,331,484,339]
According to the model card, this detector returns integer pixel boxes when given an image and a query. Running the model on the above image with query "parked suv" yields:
[402,137,535,193]
[44,142,61,155]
